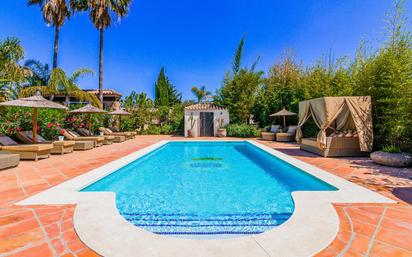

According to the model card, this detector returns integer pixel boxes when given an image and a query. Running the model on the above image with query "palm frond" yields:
[19,85,56,98]
[69,68,94,84]
[70,90,102,108]
[49,68,70,93]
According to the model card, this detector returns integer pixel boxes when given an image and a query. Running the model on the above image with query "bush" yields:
[226,123,260,137]
[0,107,66,140]
[381,145,401,153]
[141,125,162,135]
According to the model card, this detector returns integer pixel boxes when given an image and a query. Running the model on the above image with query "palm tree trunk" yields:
[98,28,104,107]
[53,26,59,69]
[50,25,60,101]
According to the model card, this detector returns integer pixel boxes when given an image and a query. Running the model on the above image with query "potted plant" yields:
[370,145,412,167]
[216,117,226,137]
[187,114,196,137]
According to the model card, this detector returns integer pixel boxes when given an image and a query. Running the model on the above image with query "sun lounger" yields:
[0,151,20,170]
[75,128,114,145]
[99,127,134,139]
[62,129,104,147]
[16,131,75,155]
[96,127,126,143]
[0,135,53,161]
[109,127,137,137]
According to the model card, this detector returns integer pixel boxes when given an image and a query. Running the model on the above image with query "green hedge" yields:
[226,123,260,137]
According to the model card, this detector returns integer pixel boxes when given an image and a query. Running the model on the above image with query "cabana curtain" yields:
[296,96,373,152]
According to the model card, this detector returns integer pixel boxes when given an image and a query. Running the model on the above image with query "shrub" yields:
[0,107,66,140]
[141,125,162,135]
[381,145,401,153]
[226,123,260,137]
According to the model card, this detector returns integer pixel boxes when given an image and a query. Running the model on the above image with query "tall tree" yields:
[191,85,211,103]
[70,0,131,105]
[122,91,153,109]
[0,37,31,101]
[28,0,70,69]
[216,38,263,123]
[154,67,181,107]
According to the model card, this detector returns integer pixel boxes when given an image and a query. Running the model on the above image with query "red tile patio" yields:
[0,136,411,257]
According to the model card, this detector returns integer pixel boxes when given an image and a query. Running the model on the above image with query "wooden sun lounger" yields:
[62,129,104,147]
[76,128,114,145]
[16,131,75,155]
[0,136,53,161]
[109,127,137,136]
[99,127,134,140]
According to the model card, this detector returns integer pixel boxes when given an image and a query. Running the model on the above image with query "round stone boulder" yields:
[370,151,412,167]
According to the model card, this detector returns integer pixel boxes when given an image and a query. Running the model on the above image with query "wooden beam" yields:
[33,108,38,144]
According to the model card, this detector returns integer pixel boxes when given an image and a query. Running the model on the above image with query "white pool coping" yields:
[16,140,396,257]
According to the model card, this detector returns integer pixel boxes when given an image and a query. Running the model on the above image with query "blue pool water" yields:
[82,141,336,236]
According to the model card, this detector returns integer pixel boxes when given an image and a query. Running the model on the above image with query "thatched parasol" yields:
[108,109,131,129]
[0,94,68,143]
[70,104,106,135]
[269,108,297,128]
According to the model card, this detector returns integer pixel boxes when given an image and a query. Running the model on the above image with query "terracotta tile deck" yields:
[0,136,411,257]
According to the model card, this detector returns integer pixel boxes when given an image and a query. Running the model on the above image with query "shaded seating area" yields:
[0,136,53,161]
[261,108,297,142]
[0,151,20,170]
[296,96,373,157]
[16,131,75,155]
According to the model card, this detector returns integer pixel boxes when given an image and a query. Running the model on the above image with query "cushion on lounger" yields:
[68,130,81,137]
[109,127,120,132]
[287,126,297,134]
[19,131,48,143]
[62,130,75,140]
[0,136,18,146]
[99,127,110,134]
[76,128,91,137]
[270,125,281,133]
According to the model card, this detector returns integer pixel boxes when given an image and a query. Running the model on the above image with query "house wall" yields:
[184,110,229,137]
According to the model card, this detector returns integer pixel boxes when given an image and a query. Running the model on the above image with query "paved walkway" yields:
[0,136,410,257]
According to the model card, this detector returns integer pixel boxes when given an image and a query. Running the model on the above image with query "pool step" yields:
[120,212,292,235]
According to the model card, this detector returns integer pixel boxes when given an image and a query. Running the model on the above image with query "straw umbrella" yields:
[70,104,106,135]
[269,108,297,128]
[0,94,68,143]
[108,109,131,129]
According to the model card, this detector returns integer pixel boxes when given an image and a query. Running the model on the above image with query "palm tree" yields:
[0,37,31,101]
[24,59,51,87]
[191,85,211,103]
[70,0,131,105]
[28,0,70,69]
[20,68,102,108]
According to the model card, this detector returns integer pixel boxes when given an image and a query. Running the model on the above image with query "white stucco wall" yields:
[184,109,229,137]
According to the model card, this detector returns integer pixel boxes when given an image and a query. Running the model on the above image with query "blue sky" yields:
[1,0,411,100]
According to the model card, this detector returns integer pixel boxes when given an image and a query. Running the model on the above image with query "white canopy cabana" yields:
[296,96,373,152]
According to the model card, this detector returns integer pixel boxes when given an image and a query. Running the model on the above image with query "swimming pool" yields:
[82,141,336,236]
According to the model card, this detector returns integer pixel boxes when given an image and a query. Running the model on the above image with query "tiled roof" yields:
[83,89,122,96]
[184,103,227,111]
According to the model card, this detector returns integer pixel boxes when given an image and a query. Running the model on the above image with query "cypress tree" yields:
[154,67,181,107]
